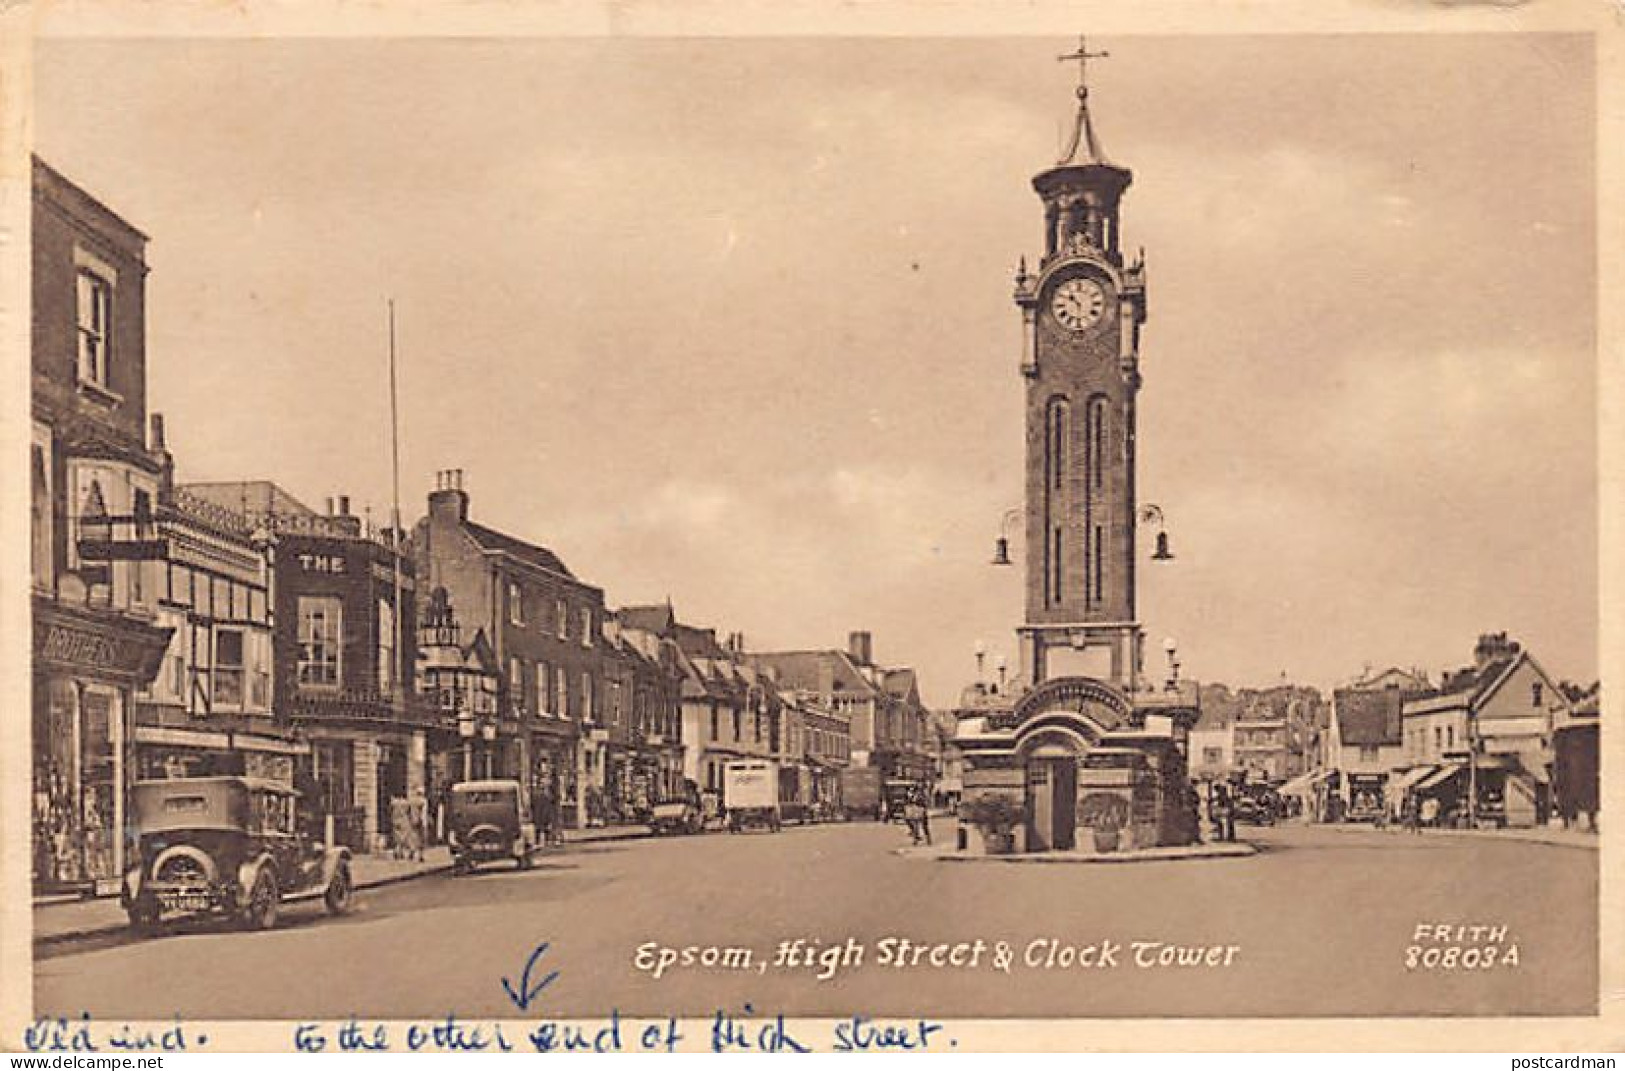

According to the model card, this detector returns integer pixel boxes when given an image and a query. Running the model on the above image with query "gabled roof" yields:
[883,668,920,703]
[1333,688,1403,748]
[748,651,879,696]
[617,603,675,636]
[464,521,574,580]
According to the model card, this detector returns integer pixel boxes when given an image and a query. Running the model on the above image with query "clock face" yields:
[1051,276,1107,332]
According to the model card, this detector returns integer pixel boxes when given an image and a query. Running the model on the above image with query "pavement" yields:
[32,819,1598,1019]
[32,822,654,947]
[896,841,1257,863]
[1305,819,1599,850]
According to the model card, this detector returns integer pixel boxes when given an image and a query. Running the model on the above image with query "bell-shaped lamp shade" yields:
[991,536,1012,566]
[1152,530,1174,561]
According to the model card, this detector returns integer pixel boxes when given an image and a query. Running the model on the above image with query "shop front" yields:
[1346,772,1387,821]
[32,600,171,893]
[528,721,579,829]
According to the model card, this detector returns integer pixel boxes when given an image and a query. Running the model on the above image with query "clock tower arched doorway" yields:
[1025,744,1079,851]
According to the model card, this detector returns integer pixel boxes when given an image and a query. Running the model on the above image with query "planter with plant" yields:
[1078,792,1131,853]
[961,793,1025,855]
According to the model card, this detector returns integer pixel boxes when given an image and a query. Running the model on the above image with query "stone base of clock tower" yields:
[953,672,1202,856]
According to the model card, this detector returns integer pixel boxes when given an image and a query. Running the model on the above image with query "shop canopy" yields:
[1413,763,1465,796]
[1389,765,1438,796]
[1277,769,1333,797]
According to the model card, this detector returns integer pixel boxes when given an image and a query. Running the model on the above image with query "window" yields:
[556,672,569,718]
[30,443,51,591]
[509,582,524,626]
[732,708,741,741]
[76,269,112,387]
[1531,681,1544,707]
[710,708,719,741]
[213,629,244,708]
[1445,726,1454,750]
[582,672,594,722]
[1432,726,1442,752]
[377,599,396,694]
[556,599,567,640]
[1046,398,1068,492]
[509,657,524,712]
[1088,396,1108,492]
[297,597,342,688]
[1093,524,1105,603]
[536,662,550,715]
[581,608,593,647]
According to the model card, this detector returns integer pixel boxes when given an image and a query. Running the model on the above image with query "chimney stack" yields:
[848,630,873,667]
[429,468,471,524]
[338,495,351,516]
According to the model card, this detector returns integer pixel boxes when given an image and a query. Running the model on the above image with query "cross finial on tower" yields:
[1058,34,1109,100]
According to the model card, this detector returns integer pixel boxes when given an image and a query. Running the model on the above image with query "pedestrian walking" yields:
[389,795,412,859]
[406,787,427,861]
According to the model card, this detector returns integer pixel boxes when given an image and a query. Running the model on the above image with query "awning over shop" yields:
[1413,763,1464,795]
[1389,765,1437,796]
[1277,769,1333,797]
[133,725,310,755]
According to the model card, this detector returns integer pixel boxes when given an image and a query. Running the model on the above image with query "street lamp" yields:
[1139,504,1174,561]
[994,504,1175,564]
[991,507,1023,566]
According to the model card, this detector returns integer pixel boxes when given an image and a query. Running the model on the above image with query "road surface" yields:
[34,821,1596,1020]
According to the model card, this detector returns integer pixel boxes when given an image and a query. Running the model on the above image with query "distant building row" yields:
[1185,635,1600,830]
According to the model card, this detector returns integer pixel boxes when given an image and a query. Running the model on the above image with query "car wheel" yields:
[324,864,354,916]
[242,869,280,930]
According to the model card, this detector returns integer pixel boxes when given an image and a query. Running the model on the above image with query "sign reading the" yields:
[297,553,347,574]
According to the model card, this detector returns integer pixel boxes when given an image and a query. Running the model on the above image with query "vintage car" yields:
[447,780,538,873]
[642,781,704,836]
[1232,784,1282,826]
[122,776,354,932]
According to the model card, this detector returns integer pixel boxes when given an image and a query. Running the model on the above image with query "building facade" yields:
[131,467,295,786]
[1323,688,1405,821]
[411,470,602,827]
[1395,633,1571,828]
[31,159,175,892]
[182,482,428,852]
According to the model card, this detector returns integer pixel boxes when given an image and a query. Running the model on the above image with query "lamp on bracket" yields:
[1138,503,1175,561]
[990,506,1024,566]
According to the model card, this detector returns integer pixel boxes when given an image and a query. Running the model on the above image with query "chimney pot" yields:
[150,413,167,451]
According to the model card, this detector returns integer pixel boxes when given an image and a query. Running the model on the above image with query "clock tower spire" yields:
[1014,35,1149,690]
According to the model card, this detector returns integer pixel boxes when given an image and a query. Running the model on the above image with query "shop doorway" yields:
[376,741,408,848]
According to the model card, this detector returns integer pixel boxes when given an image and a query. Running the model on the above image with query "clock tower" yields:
[1014,38,1149,691]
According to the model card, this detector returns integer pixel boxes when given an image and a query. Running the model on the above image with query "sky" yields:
[33,34,1597,708]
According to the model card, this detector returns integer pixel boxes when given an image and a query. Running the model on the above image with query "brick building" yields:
[184,481,427,851]
[411,470,603,827]
[750,632,933,786]
[30,158,173,891]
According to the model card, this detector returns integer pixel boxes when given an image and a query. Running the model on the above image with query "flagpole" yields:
[388,299,405,710]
